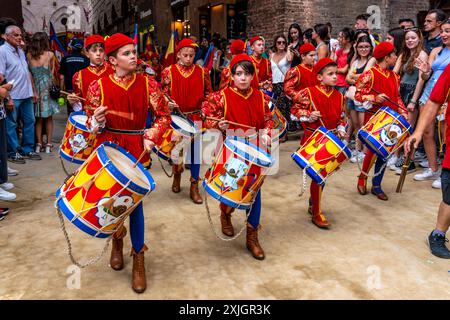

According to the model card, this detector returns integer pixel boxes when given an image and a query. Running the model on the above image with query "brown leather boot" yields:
[130,244,148,294]
[189,177,203,204]
[172,165,183,193]
[246,223,265,260]
[110,225,127,271]
[220,205,235,237]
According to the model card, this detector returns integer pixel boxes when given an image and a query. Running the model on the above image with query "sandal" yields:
[45,143,53,154]
[35,143,42,153]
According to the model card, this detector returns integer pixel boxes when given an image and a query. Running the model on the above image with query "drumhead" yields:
[72,114,88,125]
[171,115,198,135]
[104,146,151,190]
[225,137,273,167]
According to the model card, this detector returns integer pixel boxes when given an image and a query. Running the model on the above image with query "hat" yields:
[69,38,84,50]
[373,41,395,59]
[299,43,316,55]
[230,39,245,55]
[250,36,264,46]
[84,34,105,48]
[105,33,134,56]
[176,38,198,52]
[313,57,336,75]
[230,54,253,71]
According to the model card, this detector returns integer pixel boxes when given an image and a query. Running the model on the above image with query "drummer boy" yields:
[291,58,347,229]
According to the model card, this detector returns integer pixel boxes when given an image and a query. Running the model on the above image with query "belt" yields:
[105,127,145,135]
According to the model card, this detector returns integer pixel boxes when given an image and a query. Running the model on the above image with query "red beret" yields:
[230,39,245,55]
[105,33,134,56]
[84,34,105,48]
[230,54,253,71]
[373,41,395,59]
[299,43,316,55]
[250,36,264,46]
[176,38,198,52]
[313,57,336,75]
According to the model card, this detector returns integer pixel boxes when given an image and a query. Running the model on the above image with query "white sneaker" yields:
[413,168,441,181]
[432,177,442,189]
[0,182,14,191]
[387,155,398,168]
[350,151,364,163]
[7,167,18,176]
[0,187,16,201]
[418,160,429,168]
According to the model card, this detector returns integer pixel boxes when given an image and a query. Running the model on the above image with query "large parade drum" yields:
[59,111,99,164]
[152,114,200,161]
[291,126,351,185]
[203,137,273,210]
[358,106,413,161]
[269,99,288,143]
[55,142,155,238]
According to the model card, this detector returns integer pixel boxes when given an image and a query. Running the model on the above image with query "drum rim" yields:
[224,137,273,168]
[98,142,156,195]
[317,126,352,159]
[59,147,86,164]
[379,106,414,134]
[69,111,89,131]
[358,130,389,160]
[171,114,199,136]
[291,151,326,185]
[202,180,251,210]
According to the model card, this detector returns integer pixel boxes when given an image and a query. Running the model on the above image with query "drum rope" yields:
[157,156,174,178]
[56,208,111,268]
[204,187,251,242]
[59,156,72,177]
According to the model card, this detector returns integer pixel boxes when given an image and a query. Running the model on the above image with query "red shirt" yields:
[335,48,349,87]
[430,64,450,169]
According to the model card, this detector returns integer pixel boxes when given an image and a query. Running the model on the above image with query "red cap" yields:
[105,33,134,56]
[230,39,245,55]
[84,34,105,48]
[313,57,336,75]
[230,54,253,71]
[373,41,395,59]
[250,36,264,46]
[299,43,316,55]
[176,38,198,52]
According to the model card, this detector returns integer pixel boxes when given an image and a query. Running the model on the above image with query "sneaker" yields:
[414,168,441,181]
[428,232,450,259]
[7,152,26,164]
[0,208,10,215]
[0,213,5,221]
[395,162,416,175]
[350,151,364,163]
[432,177,442,189]
[418,160,429,168]
[390,155,404,171]
[22,152,42,161]
[7,167,19,176]
[387,155,398,168]
[414,151,427,162]
[0,182,14,191]
[0,187,16,201]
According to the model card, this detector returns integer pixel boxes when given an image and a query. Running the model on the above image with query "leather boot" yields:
[172,165,183,193]
[220,204,235,237]
[357,173,368,195]
[246,223,265,260]
[312,212,331,229]
[189,177,203,204]
[131,244,148,294]
[110,225,127,271]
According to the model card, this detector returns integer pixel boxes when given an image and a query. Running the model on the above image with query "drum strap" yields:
[106,127,146,135]
[305,127,337,133]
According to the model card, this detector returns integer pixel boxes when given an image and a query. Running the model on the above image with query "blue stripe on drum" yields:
[202,180,251,210]
[59,147,85,165]
[171,115,199,137]
[291,152,326,185]
[224,137,273,168]
[358,130,390,160]
[152,147,170,161]
[69,111,89,131]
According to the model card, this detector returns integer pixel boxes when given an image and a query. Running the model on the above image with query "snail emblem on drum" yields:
[380,123,403,147]
[95,195,135,227]
[69,133,88,154]
[218,158,249,192]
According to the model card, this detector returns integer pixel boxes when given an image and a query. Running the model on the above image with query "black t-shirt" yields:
[59,52,90,91]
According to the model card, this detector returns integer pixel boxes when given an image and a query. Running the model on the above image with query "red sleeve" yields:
[284,67,300,101]
[290,88,312,119]
[262,92,274,133]
[84,80,102,130]
[203,67,213,97]
[219,68,231,91]
[201,91,225,129]
[161,66,172,96]
[430,64,450,105]
[72,71,82,97]
[354,70,376,103]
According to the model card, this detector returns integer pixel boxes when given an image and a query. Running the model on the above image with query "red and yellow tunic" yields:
[284,64,318,103]
[161,63,212,120]
[72,64,113,101]
[430,63,450,169]
[85,73,171,164]
[250,55,273,91]
[149,63,162,82]
[354,64,406,123]
[291,84,346,144]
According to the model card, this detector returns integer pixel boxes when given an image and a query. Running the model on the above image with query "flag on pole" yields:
[133,23,139,53]
[49,22,67,62]
[162,31,176,68]
[202,43,215,72]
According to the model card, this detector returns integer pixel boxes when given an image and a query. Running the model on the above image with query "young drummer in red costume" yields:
[68,35,113,111]
[355,42,407,201]
[84,33,171,293]
[219,39,245,90]
[201,54,273,260]
[249,36,273,92]
[161,38,212,204]
[291,58,347,228]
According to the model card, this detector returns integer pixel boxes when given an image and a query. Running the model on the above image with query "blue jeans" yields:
[6,98,35,155]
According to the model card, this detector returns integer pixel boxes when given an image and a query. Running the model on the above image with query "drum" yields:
[152,114,200,161]
[291,126,351,185]
[59,111,99,164]
[269,99,287,143]
[203,137,273,210]
[358,106,413,160]
[55,142,156,238]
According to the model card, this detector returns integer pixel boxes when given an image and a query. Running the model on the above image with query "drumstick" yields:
[396,138,416,193]
[371,88,402,110]
[205,116,256,130]
[133,150,148,168]
[60,90,86,102]
[309,100,327,128]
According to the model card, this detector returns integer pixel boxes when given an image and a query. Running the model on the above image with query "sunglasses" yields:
[277,41,286,44]
[403,27,419,32]
[357,46,371,49]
